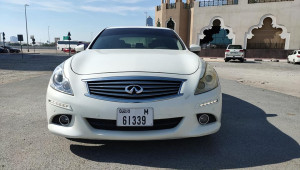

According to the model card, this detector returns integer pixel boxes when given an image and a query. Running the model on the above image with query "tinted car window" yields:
[228,45,242,49]
[91,28,185,50]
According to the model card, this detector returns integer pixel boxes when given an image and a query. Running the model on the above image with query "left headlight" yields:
[50,63,73,95]
[195,63,219,95]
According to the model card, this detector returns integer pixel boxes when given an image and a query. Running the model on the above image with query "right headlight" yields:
[50,63,73,95]
[195,63,219,95]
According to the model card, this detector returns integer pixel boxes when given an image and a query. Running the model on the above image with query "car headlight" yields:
[50,63,73,95]
[195,63,219,95]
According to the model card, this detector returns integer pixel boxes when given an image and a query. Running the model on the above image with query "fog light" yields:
[198,114,209,125]
[59,115,70,126]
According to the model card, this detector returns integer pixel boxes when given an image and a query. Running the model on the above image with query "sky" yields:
[0,0,167,43]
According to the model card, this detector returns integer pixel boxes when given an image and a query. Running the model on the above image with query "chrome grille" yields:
[84,77,185,102]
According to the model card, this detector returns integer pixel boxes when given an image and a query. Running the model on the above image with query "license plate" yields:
[117,108,154,127]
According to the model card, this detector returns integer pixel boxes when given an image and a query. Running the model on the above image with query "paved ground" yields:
[0,53,70,85]
[0,54,299,169]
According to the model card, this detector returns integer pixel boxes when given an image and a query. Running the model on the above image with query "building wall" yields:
[190,0,300,50]
[155,0,191,45]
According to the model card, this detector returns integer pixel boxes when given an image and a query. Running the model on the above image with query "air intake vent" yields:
[86,117,183,131]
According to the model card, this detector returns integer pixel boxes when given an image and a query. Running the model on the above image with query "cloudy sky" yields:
[0,0,165,42]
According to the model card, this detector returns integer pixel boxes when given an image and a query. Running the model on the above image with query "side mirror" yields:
[189,44,201,52]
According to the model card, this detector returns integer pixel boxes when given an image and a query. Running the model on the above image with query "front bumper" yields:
[46,84,222,141]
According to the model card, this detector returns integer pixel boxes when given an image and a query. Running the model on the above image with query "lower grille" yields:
[86,117,183,131]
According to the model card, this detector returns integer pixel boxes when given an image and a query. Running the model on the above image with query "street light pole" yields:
[25,4,29,52]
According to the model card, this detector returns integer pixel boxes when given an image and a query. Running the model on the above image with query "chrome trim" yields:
[82,76,186,103]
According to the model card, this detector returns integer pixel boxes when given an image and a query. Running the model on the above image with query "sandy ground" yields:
[206,60,300,98]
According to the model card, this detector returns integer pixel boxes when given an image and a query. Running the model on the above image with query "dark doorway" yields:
[247,17,285,49]
[167,18,175,30]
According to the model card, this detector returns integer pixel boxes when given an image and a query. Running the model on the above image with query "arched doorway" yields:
[199,19,233,49]
[245,15,290,49]
[167,18,175,30]
[247,17,285,49]
[157,19,161,27]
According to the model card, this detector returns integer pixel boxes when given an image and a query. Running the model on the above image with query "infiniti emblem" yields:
[125,85,143,94]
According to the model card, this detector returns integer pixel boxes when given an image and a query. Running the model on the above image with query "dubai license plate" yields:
[117,108,154,127]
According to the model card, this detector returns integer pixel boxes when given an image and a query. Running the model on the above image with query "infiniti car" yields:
[46,27,222,140]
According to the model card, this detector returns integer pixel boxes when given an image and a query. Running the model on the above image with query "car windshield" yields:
[228,45,242,49]
[90,28,185,50]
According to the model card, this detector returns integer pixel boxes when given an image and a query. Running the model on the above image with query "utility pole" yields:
[25,4,29,52]
[48,26,50,44]
[144,12,148,26]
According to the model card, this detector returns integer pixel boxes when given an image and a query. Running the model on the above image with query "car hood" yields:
[71,49,200,75]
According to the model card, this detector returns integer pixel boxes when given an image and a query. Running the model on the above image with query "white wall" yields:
[190,0,300,50]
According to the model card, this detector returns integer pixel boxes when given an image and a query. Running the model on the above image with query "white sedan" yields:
[46,27,222,141]
[287,50,300,64]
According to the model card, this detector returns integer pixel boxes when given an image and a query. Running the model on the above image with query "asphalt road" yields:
[0,54,299,169]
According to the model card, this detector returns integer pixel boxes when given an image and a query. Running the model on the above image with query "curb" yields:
[202,57,286,63]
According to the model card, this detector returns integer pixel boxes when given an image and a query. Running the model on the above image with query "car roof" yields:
[106,26,172,30]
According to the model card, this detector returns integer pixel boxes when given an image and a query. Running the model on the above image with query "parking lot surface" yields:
[0,54,299,169]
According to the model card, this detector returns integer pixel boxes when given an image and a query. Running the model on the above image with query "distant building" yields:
[146,16,153,26]
[155,0,300,51]
[10,36,18,43]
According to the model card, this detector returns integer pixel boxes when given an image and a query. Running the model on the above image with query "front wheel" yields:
[240,59,244,63]
[225,58,229,62]
[287,58,290,63]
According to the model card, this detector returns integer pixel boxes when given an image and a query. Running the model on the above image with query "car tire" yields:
[287,59,290,63]
[225,59,229,62]
[240,59,244,63]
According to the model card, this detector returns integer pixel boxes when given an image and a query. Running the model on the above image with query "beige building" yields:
[155,0,300,53]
